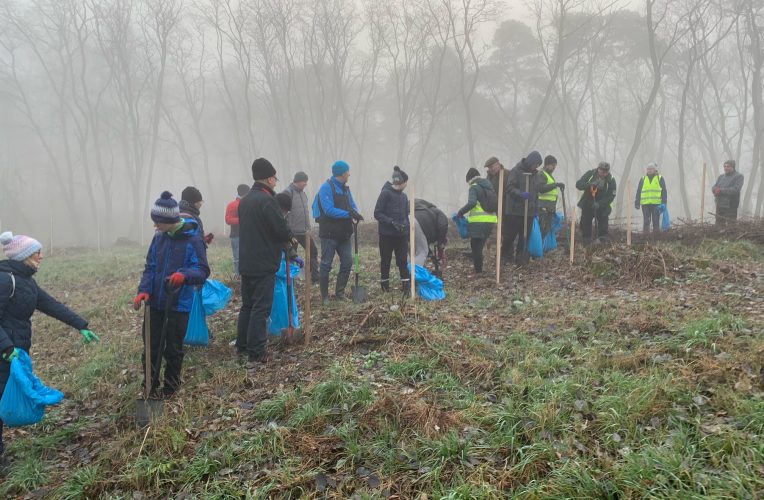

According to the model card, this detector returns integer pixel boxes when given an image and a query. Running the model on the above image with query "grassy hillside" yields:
[1,229,763,498]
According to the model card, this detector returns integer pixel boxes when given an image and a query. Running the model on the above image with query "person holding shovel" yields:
[133,191,210,398]
[236,158,294,371]
[538,155,565,238]
[0,231,99,456]
[504,151,544,265]
[312,160,363,305]
[457,168,497,274]
[576,162,617,244]
[374,166,411,292]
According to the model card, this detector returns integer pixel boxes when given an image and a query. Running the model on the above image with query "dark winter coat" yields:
[374,182,410,237]
[414,199,449,245]
[282,184,311,236]
[506,161,542,217]
[239,182,293,277]
[458,178,496,239]
[712,171,745,212]
[312,177,359,241]
[138,220,210,313]
[576,169,617,212]
[0,260,88,391]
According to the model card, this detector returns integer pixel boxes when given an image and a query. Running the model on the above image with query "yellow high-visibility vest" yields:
[640,175,663,205]
[466,181,498,224]
[539,170,558,202]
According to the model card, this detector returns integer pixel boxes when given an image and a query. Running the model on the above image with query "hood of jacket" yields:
[168,219,200,239]
[382,181,404,195]
[0,259,36,277]
[473,178,494,191]
[178,199,200,217]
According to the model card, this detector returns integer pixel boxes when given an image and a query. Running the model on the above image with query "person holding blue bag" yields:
[0,231,99,457]
[133,192,210,399]
[456,168,497,274]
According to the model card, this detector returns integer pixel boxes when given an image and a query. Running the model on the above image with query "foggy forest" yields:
[0,0,762,246]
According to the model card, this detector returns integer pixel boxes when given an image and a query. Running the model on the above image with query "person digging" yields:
[575,161,616,245]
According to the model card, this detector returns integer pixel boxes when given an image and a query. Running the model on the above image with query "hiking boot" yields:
[380,280,390,292]
[335,270,351,298]
[320,275,330,306]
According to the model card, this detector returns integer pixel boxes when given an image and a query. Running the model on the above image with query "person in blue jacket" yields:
[0,231,99,457]
[133,191,210,399]
[374,166,411,291]
[312,160,364,305]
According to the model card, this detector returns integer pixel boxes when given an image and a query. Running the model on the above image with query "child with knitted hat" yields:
[0,231,99,456]
[133,191,210,398]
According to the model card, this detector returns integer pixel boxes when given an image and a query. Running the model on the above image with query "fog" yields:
[0,0,761,247]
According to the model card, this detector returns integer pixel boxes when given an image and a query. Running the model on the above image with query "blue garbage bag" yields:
[269,255,301,336]
[411,264,446,301]
[0,350,63,427]
[452,214,469,239]
[202,279,232,316]
[528,216,543,258]
[658,204,670,231]
[542,213,564,253]
[184,289,209,346]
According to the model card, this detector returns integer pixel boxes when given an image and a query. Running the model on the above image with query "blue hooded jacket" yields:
[312,177,359,240]
[138,219,210,313]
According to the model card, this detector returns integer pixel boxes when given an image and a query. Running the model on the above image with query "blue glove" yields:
[1,347,20,363]
[521,192,530,200]
[291,256,304,268]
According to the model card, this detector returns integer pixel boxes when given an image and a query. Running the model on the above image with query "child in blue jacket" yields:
[133,192,210,398]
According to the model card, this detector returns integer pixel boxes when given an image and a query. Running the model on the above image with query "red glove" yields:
[168,272,186,288]
[204,233,214,244]
[712,186,721,196]
[133,293,150,310]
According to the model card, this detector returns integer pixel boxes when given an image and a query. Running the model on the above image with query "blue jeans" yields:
[320,237,353,296]
[230,237,240,276]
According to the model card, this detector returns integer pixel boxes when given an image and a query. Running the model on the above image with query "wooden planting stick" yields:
[496,168,505,286]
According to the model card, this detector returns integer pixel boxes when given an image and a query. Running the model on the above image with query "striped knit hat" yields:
[0,231,43,261]
[151,191,181,224]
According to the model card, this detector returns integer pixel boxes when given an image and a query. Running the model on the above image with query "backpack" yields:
[477,184,499,213]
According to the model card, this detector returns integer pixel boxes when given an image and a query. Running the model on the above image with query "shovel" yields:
[136,286,175,427]
[517,173,532,265]
[351,221,367,303]
[280,256,302,344]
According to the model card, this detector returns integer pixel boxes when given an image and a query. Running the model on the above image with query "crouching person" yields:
[0,231,99,456]
[133,191,210,399]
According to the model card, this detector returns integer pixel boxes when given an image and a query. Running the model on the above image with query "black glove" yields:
[392,221,406,233]
[556,182,565,190]
[350,209,364,222]
[635,202,640,210]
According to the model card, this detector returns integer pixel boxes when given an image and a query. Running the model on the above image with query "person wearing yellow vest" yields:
[538,155,565,237]
[634,162,667,233]
[457,168,497,274]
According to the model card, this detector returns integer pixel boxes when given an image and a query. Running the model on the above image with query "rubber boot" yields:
[335,270,351,300]
[380,279,390,292]
[320,275,330,306]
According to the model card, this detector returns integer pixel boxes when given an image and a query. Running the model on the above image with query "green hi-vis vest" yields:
[539,170,558,202]
[467,182,498,224]
[640,175,663,205]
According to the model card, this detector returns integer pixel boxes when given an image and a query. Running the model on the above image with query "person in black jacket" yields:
[0,231,99,456]
[236,158,294,371]
[575,162,617,243]
[179,186,214,246]
[374,166,411,292]
[504,151,545,265]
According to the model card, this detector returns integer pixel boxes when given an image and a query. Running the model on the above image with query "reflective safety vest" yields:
[467,182,498,224]
[539,170,558,203]
[640,175,663,205]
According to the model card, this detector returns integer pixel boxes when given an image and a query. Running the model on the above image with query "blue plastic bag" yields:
[528,216,543,258]
[202,279,232,316]
[658,204,671,231]
[269,255,301,336]
[411,264,446,301]
[184,289,209,346]
[452,214,468,239]
[0,350,63,427]
[542,213,564,253]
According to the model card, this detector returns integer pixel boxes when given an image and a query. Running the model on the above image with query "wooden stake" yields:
[495,168,505,286]
[409,183,416,300]
[569,206,577,264]
[49,214,54,255]
[626,180,632,246]
[700,162,707,224]
[304,232,312,345]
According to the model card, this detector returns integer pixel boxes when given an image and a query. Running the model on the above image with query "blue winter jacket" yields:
[138,219,210,313]
[312,177,360,240]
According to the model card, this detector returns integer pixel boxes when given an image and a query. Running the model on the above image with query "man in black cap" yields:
[282,171,319,282]
[575,161,617,244]
[236,158,294,371]
[180,186,214,246]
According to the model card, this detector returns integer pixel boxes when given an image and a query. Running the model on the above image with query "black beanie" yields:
[392,165,409,185]
[544,155,557,166]
[251,157,276,180]
[237,184,250,197]
[181,186,203,204]
[466,167,481,182]
[275,192,292,213]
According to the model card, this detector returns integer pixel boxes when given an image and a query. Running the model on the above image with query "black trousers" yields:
[142,308,189,393]
[580,206,609,242]
[236,274,275,361]
[642,205,660,233]
[503,215,532,262]
[379,234,410,287]
[293,234,319,281]
[715,207,738,226]
[470,238,487,273]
